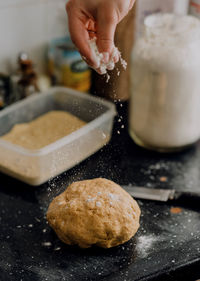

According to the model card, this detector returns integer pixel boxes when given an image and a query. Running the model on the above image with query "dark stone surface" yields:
[0,102,200,281]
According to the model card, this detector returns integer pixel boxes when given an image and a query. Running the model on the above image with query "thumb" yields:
[96,7,118,54]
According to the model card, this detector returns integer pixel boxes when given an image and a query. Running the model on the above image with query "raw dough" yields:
[46,178,141,248]
[1,110,86,150]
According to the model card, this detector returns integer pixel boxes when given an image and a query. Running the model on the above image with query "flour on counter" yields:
[42,242,52,247]
[136,235,159,258]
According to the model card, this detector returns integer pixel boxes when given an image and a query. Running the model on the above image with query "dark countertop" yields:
[0,102,200,281]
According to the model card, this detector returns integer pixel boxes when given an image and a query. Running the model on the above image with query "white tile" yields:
[0,1,47,72]
[0,0,44,9]
[46,0,69,42]
[0,0,69,73]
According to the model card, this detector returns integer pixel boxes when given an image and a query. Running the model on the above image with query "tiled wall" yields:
[0,0,68,74]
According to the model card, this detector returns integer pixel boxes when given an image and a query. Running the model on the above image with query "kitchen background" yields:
[2,0,199,73]
[0,0,199,109]
[0,0,68,73]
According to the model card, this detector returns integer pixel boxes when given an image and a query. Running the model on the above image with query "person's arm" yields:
[66,0,135,70]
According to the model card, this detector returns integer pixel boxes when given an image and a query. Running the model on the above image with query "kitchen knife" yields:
[122,185,200,203]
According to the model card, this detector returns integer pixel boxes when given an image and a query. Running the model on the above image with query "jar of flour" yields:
[129,14,200,152]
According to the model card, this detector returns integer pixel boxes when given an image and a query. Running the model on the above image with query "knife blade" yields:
[122,185,200,203]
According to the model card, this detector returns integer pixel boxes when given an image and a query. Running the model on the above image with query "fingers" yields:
[66,3,99,68]
[129,0,136,10]
[66,1,121,74]
[96,5,118,54]
[113,48,120,64]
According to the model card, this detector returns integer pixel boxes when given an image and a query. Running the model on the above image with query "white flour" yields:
[107,193,120,200]
[136,235,158,258]
[96,201,102,207]
[42,242,52,247]
[88,38,127,82]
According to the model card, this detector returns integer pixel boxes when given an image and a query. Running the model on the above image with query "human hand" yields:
[66,0,135,71]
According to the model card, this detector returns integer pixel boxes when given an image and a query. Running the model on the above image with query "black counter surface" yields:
[0,102,200,281]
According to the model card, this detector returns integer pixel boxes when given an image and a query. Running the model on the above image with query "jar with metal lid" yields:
[129,13,200,152]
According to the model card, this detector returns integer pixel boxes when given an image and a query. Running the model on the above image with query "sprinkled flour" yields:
[58,201,65,206]
[107,193,120,201]
[42,242,52,247]
[88,38,127,82]
[96,201,102,207]
[86,197,96,203]
[136,235,159,258]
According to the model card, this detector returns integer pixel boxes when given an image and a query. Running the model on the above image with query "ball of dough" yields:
[46,178,141,248]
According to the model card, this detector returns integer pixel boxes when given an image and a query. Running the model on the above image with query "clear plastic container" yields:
[0,87,116,185]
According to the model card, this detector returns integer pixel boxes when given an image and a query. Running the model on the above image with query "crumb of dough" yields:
[1,111,86,150]
[170,207,182,214]
[47,178,141,248]
[159,176,168,182]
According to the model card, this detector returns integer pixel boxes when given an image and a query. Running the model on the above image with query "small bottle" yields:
[189,0,200,18]
[17,53,39,99]
[0,73,10,109]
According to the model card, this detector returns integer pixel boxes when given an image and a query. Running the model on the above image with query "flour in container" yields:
[0,111,110,184]
[1,111,86,150]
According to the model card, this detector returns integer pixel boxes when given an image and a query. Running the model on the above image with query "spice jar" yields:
[17,53,39,99]
[129,14,200,152]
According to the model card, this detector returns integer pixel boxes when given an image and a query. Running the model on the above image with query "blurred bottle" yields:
[47,37,91,92]
[17,53,39,99]
[189,0,200,18]
[0,73,10,109]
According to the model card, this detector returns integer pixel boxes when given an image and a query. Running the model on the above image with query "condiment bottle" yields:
[47,37,91,92]
[0,73,10,109]
[17,53,39,99]
[189,0,200,18]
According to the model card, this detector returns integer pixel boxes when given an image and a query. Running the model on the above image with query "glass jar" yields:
[129,13,200,152]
